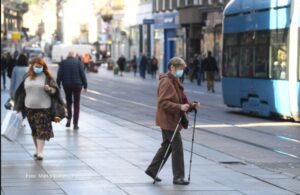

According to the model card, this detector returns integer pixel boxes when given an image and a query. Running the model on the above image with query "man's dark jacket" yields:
[56,57,87,89]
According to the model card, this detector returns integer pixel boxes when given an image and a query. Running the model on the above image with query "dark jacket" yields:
[14,73,66,121]
[56,57,87,89]
[202,56,218,72]
[117,56,126,71]
[156,72,195,131]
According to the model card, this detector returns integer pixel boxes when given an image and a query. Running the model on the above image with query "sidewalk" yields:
[1,89,299,195]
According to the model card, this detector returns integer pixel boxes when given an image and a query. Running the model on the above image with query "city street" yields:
[1,64,300,195]
[83,66,300,176]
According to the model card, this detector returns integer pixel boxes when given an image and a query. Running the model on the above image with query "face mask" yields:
[33,67,43,74]
[176,69,184,77]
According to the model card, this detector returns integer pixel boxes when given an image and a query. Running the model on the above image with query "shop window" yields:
[270,29,288,80]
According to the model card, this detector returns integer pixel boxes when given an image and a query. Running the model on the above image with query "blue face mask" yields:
[33,67,43,74]
[176,69,184,78]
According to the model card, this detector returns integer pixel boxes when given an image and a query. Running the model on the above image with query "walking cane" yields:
[153,115,183,184]
[188,108,197,182]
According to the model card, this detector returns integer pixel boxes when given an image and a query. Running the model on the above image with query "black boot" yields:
[173,178,189,185]
[145,170,162,182]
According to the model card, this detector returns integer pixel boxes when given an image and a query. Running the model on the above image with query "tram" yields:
[222,0,300,121]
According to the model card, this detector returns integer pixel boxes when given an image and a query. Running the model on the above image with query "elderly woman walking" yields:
[14,56,65,160]
[145,57,199,185]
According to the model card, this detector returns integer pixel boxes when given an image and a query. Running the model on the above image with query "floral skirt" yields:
[26,108,54,141]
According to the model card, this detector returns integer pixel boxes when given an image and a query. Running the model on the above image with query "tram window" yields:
[223,34,239,77]
[223,47,239,76]
[254,46,268,78]
[254,31,269,78]
[270,30,288,80]
[239,47,253,77]
[240,32,255,46]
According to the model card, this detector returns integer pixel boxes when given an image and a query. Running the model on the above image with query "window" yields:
[270,29,288,80]
[254,31,269,78]
[223,29,288,80]
[223,34,239,77]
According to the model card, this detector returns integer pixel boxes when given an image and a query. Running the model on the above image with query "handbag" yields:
[45,76,67,121]
[4,98,13,110]
[1,110,23,142]
[180,112,189,129]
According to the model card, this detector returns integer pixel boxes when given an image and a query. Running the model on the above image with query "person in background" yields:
[139,53,148,79]
[10,54,29,99]
[202,51,218,93]
[1,53,7,89]
[132,54,137,77]
[117,54,126,77]
[151,55,158,79]
[56,51,87,130]
[82,53,91,72]
[14,56,62,161]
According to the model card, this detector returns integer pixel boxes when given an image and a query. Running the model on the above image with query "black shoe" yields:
[145,170,162,182]
[36,156,43,161]
[33,153,37,158]
[66,120,71,127]
[212,89,215,93]
[173,178,189,185]
[73,125,79,130]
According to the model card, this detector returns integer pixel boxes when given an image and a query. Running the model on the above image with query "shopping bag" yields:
[1,110,23,142]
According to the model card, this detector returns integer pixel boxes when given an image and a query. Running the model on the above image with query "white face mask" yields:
[176,69,184,77]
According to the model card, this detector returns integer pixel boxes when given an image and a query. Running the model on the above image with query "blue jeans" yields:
[196,72,203,86]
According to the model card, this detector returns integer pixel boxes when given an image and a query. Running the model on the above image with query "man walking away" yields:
[139,53,148,79]
[117,55,126,77]
[57,51,87,130]
[202,51,218,93]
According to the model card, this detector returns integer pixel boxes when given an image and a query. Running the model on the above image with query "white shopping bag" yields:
[1,110,23,142]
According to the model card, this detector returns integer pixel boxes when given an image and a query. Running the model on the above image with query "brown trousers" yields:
[206,71,215,91]
[146,129,185,179]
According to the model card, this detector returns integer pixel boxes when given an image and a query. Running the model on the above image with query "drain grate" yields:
[219,161,246,165]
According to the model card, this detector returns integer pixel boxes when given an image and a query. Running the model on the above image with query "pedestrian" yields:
[117,54,126,77]
[6,52,15,78]
[56,51,88,130]
[13,56,64,161]
[132,54,137,77]
[151,55,158,79]
[189,54,199,83]
[196,54,204,86]
[139,53,148,79]
[82,53,91,72]
[145,57,199,185]
[202,51,218,92]
[10,54,29,99]
[1,53,7,89]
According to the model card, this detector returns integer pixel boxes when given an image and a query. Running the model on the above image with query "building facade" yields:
[153,0,230,73]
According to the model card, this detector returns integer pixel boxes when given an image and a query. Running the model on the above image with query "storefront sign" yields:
[154,12,179,29]
[143,19,154,24]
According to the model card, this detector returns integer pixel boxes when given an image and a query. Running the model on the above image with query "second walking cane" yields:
[188,108,197,182]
